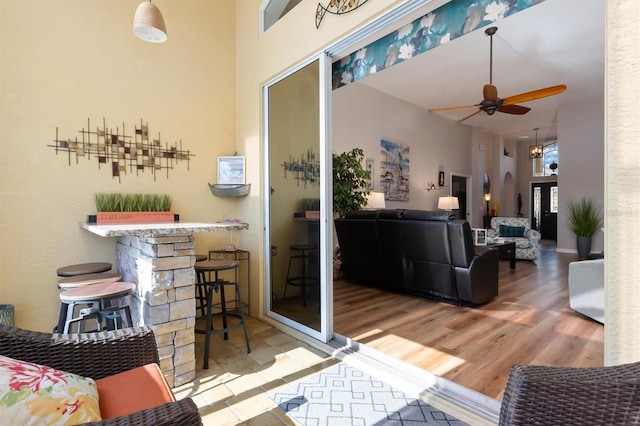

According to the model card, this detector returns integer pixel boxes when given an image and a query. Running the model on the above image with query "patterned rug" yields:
[270,363,469,425]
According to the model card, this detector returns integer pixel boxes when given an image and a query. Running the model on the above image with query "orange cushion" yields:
[94,364,175,419]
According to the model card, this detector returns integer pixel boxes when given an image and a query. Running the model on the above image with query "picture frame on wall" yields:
[218,156,245,184]
[366,158,374,190]
[472,228,487,245]
[439,171,445,187]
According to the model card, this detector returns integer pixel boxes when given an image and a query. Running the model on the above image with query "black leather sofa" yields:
[334,209,499,305]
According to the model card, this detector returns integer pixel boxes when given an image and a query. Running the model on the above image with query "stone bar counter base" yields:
[81,222,249,388]
[117,233,196,388]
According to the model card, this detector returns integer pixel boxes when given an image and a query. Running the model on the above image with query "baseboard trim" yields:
[329,333,501,425]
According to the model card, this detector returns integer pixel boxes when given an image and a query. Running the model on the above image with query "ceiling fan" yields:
[429,26,567,123]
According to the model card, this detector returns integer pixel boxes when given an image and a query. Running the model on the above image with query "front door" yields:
[531,182,558,240]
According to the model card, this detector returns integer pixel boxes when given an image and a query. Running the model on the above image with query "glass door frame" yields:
[261,52,333,342]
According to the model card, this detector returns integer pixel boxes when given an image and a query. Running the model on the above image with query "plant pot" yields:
[333,267,341,280]
[87,212,178,224]
[576,236,592,257]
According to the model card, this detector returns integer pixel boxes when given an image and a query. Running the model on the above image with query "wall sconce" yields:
[529,128,542,159]
[133,1,167,43]
[484,193,491,216]
[438,196,459,211]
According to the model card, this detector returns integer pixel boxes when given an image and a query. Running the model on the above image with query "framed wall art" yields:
[218,156,245,184]
[365,158,374,190]
[380,139,410,201]
[472,228,487,246]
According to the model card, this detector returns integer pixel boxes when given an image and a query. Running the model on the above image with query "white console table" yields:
[81,221,248,387]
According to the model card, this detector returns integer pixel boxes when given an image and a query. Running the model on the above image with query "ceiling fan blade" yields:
[483,84,498,102]
[429,104,479,113]
[457,109,483,123]
[498,104,531,115]
[502,84,567,106]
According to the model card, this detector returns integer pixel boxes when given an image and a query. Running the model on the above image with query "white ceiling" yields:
[354,0,604,143]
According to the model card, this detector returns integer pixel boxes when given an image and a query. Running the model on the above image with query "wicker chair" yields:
[0,324,202,426]
[499,362,640,425]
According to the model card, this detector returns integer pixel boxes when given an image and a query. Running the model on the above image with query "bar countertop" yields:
[81,221,249,237]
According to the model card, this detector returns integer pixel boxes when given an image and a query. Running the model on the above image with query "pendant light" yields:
[529,128,543,159]
[133,1,167,43]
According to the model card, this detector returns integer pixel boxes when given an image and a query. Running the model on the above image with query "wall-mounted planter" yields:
[209,183,251,197]
[87,212,179,224]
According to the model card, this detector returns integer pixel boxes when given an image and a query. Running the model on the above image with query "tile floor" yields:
[173,316,339,425]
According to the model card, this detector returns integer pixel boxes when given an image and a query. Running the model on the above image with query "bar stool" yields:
[56,262,112,277]
[57,282,134,334]
[195,260,250,369]
[57,272,122,290]
[54,272,122,332]
[283,244,319,307]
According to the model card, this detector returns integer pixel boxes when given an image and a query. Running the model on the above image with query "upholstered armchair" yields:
[487,217,540,260]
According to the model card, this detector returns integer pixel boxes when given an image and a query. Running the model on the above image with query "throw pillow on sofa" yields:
[0,355,101,425]
[499,225,525,238]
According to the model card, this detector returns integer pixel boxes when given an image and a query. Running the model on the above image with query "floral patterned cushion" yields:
[0,355,101,425]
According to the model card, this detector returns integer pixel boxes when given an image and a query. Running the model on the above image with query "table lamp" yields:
[438,196,459,211]
[366,192,386,209]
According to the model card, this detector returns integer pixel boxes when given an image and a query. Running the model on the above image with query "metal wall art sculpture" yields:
[48,118,194,183]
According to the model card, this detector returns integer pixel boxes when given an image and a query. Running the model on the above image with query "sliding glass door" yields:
[262,54,332,342]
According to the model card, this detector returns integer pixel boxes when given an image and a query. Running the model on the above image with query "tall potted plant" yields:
[332,148,371,218]
[565,197,602,257]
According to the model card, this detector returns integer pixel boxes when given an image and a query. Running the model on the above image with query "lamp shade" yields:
[438,196,459,211]
[483,193,491,202]
[366,192,386,209]
[133,1,167,43]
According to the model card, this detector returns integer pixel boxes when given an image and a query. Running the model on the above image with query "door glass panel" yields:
[267,60,321,331]
[533,187,541,230]
[550,186,558,213]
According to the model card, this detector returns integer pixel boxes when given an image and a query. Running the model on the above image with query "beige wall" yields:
[333,82,472,213]
[0,1,237,331]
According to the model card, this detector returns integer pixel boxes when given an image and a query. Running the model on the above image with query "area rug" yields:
[270,363,469,425]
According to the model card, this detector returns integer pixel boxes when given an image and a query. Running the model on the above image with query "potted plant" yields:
[332,148,371,218]
[565,197,602,257]
[89,193,177,224]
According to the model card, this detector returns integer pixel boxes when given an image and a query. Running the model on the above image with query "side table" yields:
[208,249,250,311]
[487,241,516,269]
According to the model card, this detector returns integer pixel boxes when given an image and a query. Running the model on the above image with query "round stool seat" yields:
[60,282,135,302]
[195,259,239,272]
[195,254,208,262]
[290,244,316,251]
[57,262,112,277]
[57,272,122,290]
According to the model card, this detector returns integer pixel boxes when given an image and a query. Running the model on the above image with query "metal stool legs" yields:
[283,245,319,307]
[195,260,250,369]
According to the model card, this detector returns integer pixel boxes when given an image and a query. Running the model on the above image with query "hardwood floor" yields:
[333,246,604,400]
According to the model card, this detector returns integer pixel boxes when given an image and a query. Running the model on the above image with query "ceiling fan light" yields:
[133,1,167,43]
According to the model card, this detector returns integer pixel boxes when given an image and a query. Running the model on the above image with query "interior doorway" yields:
[531,182,558,240]
[451,174,470,222]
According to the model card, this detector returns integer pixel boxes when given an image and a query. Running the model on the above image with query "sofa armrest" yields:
[487,229,498,238]
[499,362,640,425]
[455,247,499,304]
[525,228,541,243]
[84,398,202,426]
[0,325,159,380]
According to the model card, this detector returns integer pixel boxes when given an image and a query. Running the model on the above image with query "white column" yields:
[605,0,640,365]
